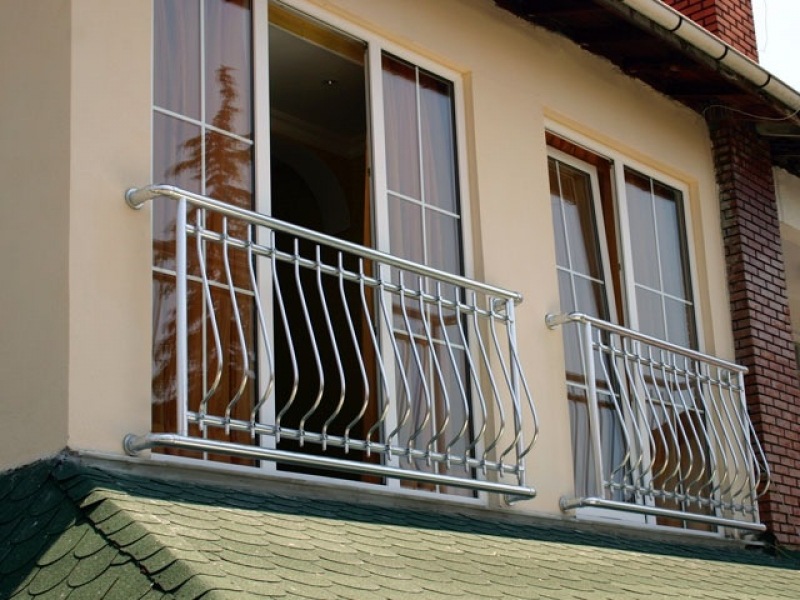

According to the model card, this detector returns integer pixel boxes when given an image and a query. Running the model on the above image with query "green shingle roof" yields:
[1,456,798,599]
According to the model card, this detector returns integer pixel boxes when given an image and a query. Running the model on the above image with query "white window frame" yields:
[546,122,703,351]
[546,123,714,531]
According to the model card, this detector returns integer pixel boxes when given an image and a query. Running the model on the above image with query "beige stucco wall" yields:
[0,2,72,470]
[0,0,736,521]
[0,0,152,470]
[67,0,152,454]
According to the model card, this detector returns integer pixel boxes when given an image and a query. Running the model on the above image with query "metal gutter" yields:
[603,0,800,114]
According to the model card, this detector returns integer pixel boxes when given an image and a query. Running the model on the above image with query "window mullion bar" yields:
[415,66,428,267]
[649,176,670,343]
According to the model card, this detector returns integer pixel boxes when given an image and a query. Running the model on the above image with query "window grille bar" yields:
[125,185,537,497]
[548,312,770,531]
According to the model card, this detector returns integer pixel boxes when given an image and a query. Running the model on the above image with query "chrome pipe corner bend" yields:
[125,187,149,210]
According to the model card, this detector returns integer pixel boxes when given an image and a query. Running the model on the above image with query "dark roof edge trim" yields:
[599,0,800,113]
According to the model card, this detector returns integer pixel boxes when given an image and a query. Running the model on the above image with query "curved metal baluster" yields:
[390,271,433,459]
[273,232,299,443]
[656,349,692,506]
[673,356,712,506]
[356,259,395,456]
[714,367,748,504]
[621,334,650,496]
[672,354,712,508]
[435,283,471,465]
[196,210,223,428]
[370,269,408,451]
[489,298,523,468]
[247,222,274,438]
[454,290,487,461]
[694,362,730,504]
[338,254,370,454]
[745,369,771,499]
[506,300,538,463]
[221,217,251,435]
[703,367,737,502]
[295,240,325,446]
[630,342,665,500]
[472,293,505,467]
[318,247,346,451]
[683,358,720,505]
[421,279,453,465]
[647,345,683,502]
[596,331,638,497]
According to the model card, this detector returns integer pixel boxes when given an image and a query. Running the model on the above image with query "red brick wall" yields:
[662,0,758,60]
[707,114,800,548]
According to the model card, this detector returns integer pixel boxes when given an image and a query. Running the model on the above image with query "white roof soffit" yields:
[604,0,800,114]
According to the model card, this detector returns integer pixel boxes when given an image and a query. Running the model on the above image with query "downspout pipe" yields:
[603,0,800,114]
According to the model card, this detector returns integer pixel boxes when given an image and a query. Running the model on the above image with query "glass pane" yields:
[152,272,178,433]
[573,275,608,320]
[665,297,697,349]
[559,162,604,279]
[419,70,458,213]
[558,269,584,382]
[654,182,691,300]
[205,131,253,208]
[198,219,254,290]
[557,269,576,313]
[388,193,424,332]
[205,0,252,138]
[153,113,202,270]
[568,389,594,497]
[625,169,659,290]
[569,389,627,501]
[425,209,462,299]
[636,286,666,340]
[154,0,201,119]
[388,195,424,264]
[549,159,570,269]
[382,54,421,200]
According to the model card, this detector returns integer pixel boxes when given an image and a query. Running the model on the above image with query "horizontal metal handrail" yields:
[546,312,746,373]
[127,185,523,303]
[548,312,770,532]
[125,185,538,497]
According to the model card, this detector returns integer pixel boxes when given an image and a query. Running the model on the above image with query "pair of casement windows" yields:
[548,133,698,508]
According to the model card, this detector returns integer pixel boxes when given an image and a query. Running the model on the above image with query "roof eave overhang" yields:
[495,0,800,176]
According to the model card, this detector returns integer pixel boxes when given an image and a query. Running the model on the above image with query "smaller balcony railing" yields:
[547,312,770,532]
[123,185,538,497]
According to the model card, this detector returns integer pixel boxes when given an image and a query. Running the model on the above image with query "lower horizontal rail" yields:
[123,433,537,498]
[559,496,766,532]
[189,412,519,474]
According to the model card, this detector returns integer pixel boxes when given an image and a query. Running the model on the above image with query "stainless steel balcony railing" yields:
[547,312,770,531]
[123,185,538,497]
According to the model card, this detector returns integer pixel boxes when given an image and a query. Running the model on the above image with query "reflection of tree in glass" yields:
[170,65,251,205]
[152,66,254,450]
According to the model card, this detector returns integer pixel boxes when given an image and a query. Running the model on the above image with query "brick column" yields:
[707,114,800,548]
[662,0,759,60]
